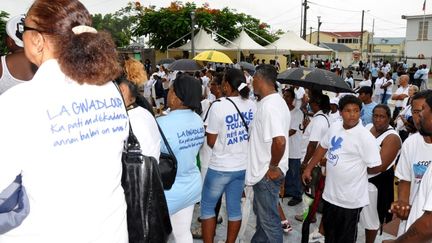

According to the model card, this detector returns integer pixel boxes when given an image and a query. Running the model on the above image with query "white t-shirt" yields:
[329,111,342,124]
[374,77,385,96]
[207,96,256,171]
[0,60,128,242]
[382,78,394,95]
[128,106,161,161]
[294,87,305,109]
[406,163,432,232]
[246,93,290,185]
[289,108,304,159]
[320,121,381,208]
[199,99,216,171]
[345,77,354,89]
[395,133,432,236]
[393,85,410,108]
[358,79,372,87]
[395,133,432,204]
[301,111,330,160]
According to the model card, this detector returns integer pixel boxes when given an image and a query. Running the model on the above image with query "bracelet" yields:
[269,164,279,170]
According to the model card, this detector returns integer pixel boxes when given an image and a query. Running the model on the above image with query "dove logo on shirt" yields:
[327,136,343,166]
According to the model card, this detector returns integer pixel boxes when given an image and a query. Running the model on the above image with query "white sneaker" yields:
[309,229,324,243]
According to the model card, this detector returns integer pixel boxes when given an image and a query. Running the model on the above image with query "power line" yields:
[307,1,361,13]
[366,12,403,26]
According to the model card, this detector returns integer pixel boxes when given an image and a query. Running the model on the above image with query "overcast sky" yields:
[0,0,429,37]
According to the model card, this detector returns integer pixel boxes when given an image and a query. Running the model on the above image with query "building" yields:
[319,43,354,65]
[401,14,432,67]
[369,37,405,62]
[306,31,370,59]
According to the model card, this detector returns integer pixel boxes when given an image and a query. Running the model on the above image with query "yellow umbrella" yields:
[193,50,233,64]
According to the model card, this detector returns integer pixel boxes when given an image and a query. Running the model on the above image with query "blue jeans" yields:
[252,175,284,243]
[380,93,391,104]
[201,168,245,221]
[284,158,302,199]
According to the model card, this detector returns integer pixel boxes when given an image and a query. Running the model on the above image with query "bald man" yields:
[0,15,37,95]
[391,74,410,120]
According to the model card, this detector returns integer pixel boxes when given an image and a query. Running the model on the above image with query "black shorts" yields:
[322,200,362,243]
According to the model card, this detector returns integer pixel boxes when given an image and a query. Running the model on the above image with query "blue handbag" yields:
[0,174,30,234]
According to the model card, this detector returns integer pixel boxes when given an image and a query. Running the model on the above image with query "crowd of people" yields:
[0,1,432,243]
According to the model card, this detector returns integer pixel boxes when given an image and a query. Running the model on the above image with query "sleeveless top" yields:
[0,55,26,95]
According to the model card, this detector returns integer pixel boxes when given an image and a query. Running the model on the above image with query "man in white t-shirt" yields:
[302,95,381,243]
[246,64,290,243]
[391,75,410,120]
[387,90,432,243]
[301,94,330,168]
[390,90,432,237]
[283,88,304,206]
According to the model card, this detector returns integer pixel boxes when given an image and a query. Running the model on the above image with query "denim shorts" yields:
[201,168,245,221]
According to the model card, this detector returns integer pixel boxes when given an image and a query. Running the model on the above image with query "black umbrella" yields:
[157,58,175,65]
[277,67,354,93]
[238,61,255,71]
[168,59,203,72]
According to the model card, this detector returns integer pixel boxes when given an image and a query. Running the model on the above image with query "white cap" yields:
[6,15,25,48]
[330,97,339,105]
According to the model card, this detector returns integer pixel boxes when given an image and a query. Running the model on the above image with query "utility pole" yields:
[190,10,196,58]
[302,0,308,39]
[360,10,365,60]
[300,0,303,37]
[309,27,312,43]
[317,16,322,46]
[370,18,375,63]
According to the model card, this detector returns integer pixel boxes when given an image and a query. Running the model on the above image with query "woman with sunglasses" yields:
[0,0,128,242]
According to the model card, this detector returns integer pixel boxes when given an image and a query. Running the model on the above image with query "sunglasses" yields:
[16,19,44,41]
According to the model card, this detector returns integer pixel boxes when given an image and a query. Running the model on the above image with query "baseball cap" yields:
[6,15,25,48]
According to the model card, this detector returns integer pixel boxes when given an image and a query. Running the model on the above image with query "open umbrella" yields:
[157,58,175,65]
[277,67,354,93]
[193,50,233,64]
[238,61,255,72]
[168,59,203,72]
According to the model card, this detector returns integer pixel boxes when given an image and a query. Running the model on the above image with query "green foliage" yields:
[91,13,134,48]
[0,11,10,55]
[128,1,279,50]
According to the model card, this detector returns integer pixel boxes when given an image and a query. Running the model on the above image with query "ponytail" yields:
[58,31,121,85]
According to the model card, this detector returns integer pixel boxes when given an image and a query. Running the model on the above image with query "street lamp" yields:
[190,10,196,58]
[317,16,322,46]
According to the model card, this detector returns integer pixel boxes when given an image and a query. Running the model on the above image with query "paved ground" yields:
[178,74,432,243]
[187,196,397,243]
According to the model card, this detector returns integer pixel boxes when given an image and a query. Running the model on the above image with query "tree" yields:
[0,11,10,55]
[91,13,135,48]
[127,1,280,50]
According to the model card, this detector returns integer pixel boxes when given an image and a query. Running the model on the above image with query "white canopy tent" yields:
[227,29,272,51]
[175,28,236,51]
[266,31,332,55]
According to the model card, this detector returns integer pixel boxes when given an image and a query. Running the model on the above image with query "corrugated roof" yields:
[320,31,363,38]
[372,37,405,45]
[320,43,353,52]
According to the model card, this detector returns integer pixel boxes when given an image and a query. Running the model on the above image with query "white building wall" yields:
[404,16,432,67]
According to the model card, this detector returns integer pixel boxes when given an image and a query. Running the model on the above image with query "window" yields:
[391,49,398,53]
[332,38,335,42]
[418,21,429,40]
[353,39,359,43]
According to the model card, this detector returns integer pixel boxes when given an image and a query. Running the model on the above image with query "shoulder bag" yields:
[116,82,172,242]
[157,123,178,190]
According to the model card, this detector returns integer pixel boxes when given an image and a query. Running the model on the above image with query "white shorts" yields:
[359,183,380,230]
